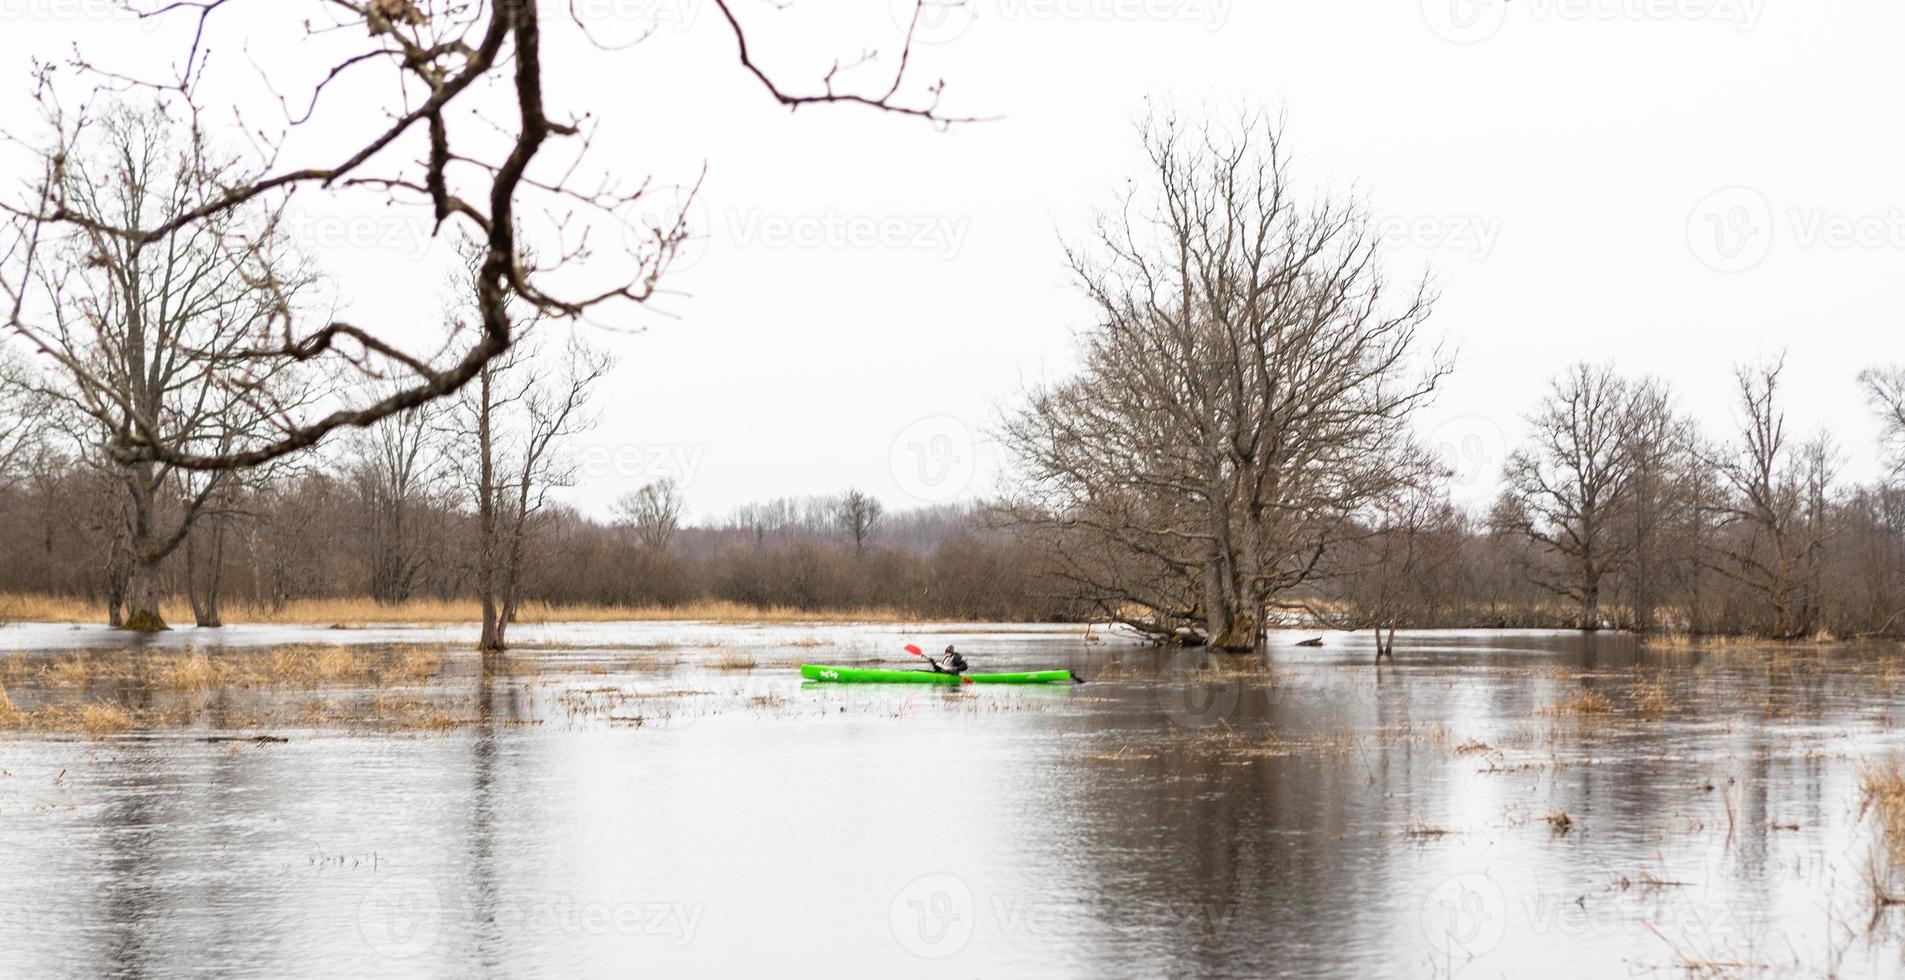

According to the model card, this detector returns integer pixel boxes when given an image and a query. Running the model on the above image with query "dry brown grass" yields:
[1859,758,1905,908]
[710,651,758,672]
[1861,760,1905,871]
[0,644,461,738]
[156,654,239,692]
[1541,688,1614,716]
[9,646,443,695]
[0,593,941,627]
[1640,631,1844,651]
[33,702,140,735]
[1630,677,1673,718]
[42,657,98,688]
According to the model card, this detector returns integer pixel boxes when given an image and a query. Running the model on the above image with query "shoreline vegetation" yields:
[0,595,955,628]
[0,592,1888,648]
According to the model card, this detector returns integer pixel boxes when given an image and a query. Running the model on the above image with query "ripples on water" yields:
[1,623,1904,977]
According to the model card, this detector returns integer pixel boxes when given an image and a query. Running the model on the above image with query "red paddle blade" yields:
[903,644,924,657]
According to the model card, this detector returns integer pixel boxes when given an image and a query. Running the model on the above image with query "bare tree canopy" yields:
[1703,356,1838,639]
[1000,108,1449,652]
[617,478,685,556]
[1,0,978,473]
[832,488,885,556]
[1864,365,1905,476]
[352,389,456,606]
[1333,475,1465,660]
[13,105,316,629]
[1500,363,1671,629]
[0,344,44,484]
[456,332,610,651]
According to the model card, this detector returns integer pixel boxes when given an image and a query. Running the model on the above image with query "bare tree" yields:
[455,332,610,652]
[732,499,786,549]
[1501,364,1641,630]
[18,107,311,630]
[1855,364,1905,635]
[833,489,885,556]
[1865,365,1905,476]
[1336,474,1465,661]
[350,393,455,605]
[2,2,978,474]
[182,477,237,628]
[1704,357,1836,639]
[1001,109,1447,651]
[617,479,685,555]
[1611,379,1699,632]
[0,346,44,487]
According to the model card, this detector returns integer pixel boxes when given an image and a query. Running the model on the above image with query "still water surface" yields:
[2,623,1904,977]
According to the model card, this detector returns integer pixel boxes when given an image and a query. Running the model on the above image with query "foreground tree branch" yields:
[3,0,977,473]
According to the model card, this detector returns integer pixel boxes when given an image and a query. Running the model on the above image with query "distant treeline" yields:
[1,423,1901,639]
[0,462,1079,623]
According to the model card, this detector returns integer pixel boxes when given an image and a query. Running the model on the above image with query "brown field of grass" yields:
[0,594,945,628]
[0,645,454,735]
[1639,631,1845,650]
[0,645,444,689]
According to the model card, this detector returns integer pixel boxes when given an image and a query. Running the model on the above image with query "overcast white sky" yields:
[4,0,1902,522]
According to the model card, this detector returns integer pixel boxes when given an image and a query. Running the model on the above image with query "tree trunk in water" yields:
[1374,626,1397,663]
[105,539,130,628]
[480,596,504,652]
[1581,584,1601,632]
[122,559,168,632]
[476,368,505,653]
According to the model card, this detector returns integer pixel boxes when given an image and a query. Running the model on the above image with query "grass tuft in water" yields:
[1859,759,1905,906]
[1542,689,1614,716]
[711,651,757,672]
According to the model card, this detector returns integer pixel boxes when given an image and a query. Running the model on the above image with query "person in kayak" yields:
[927,645,969,676]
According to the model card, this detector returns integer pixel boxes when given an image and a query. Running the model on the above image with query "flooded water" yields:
[3,623,1905,977]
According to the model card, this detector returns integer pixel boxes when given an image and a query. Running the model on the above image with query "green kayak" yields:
[799,664,1074,685]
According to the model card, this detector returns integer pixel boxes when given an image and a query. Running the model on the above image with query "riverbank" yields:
[0,594,955,628]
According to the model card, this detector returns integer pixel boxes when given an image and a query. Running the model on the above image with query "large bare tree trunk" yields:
[123,557,167,632]
[122,463,169,632]
[104,528,130,628]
